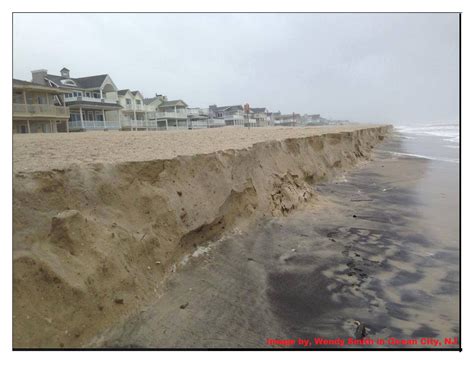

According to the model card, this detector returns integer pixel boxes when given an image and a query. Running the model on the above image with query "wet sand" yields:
[90,135,459,349]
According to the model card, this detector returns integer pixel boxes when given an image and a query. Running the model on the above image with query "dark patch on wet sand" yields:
[389,270,424,286]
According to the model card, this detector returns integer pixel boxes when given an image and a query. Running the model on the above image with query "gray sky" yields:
[13,13,459,124]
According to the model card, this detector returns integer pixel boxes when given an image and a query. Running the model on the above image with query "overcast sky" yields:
[13,13,459,124]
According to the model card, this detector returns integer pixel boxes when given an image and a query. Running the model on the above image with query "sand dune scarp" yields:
[13,125,391,348]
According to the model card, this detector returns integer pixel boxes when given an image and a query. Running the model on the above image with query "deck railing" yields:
[188,120,209,129]
[224,113,244,121]
[123,104,145,111]
[64,96,119,105]
[13,103,69,117]
[208,118,226,127]
[68,120,121,130]
[154,111,188,119]
[121,119,158,129]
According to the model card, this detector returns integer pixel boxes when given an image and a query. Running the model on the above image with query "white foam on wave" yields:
[378,150,459,164]
[445,135,459,143]
[395,123,459,144]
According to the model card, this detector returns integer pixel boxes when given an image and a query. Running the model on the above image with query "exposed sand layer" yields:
[13,125,391,348]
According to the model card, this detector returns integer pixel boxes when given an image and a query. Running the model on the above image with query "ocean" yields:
[391,122,460,164]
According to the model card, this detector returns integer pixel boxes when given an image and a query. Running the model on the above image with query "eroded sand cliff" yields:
[13,125,391,348]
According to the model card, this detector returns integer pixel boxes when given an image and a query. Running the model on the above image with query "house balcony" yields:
[64,95,119,106]
[13,103,69,119]
[188,108,209,117]
[123,104,144,111]
[224,113,244,122]
[68,120,121,131]
[154,111,188,119]
[121,119,158,129]
[188,120,210,129]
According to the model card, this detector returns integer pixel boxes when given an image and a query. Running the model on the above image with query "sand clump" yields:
[13,125,391,348]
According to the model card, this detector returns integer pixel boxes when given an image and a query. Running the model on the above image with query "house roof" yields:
[45,73,109,89]
[13,78,44,87]
[159,99,188,107]
[66,100,122,109]
[210,105,243,112]
[143,96,160,105]
[252,107,267,113]
[13,78,67,93]
[117,89,130,96]
[118,89,143,98]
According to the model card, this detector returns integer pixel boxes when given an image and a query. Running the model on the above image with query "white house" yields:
[13,79,70,133]
[116,89,155,130]
[187,107,210,129]
[251,107,269,127]
[144,95,189,130]
[31,67,123,131]
[209,105,246,127]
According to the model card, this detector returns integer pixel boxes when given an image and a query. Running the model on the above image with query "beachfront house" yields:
[274,113,301,126]
[301,114,322,125]
[245,110,257,128]
[187,108,211,129]
[265,111,276,126]
[116,89,154,130]
[251,107,269,127]
[31,68,123,131]
[145,95,189,130]
[209,104,247,127]
[13,78,70,133]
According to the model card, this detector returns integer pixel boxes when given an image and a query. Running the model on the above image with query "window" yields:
[126,98,132,105]
[85,92,91,97]
[136,100,141,105]
[37,96,47,104]
[87,111,94,121]
[96,114,104,121]
[13,93,23,103]
[61,79,77,86]
[70,113,81,122]
[93,92,101,99]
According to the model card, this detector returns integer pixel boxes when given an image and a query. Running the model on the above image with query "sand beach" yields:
[13,124,459,349]
[13,125,383,172]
